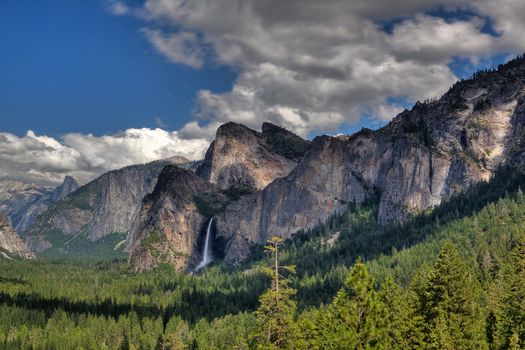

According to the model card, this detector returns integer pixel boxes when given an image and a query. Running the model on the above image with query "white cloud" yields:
[141,28,203,68]
[0,129,208,186]
[110,0,525,137]
[107,1,130,16]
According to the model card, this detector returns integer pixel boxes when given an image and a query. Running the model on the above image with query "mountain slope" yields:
[24,157,188,256]
[0,176,79,233]
[216,55,525,263]
[0,213,34,259]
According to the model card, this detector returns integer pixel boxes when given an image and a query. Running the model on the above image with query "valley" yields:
[2,55,525,349]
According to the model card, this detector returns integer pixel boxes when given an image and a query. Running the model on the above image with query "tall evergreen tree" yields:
[252,236,298,349]
[300,260,386,349]
[379,275,424,349]
[493,233,525,349]
[417,241,487,349]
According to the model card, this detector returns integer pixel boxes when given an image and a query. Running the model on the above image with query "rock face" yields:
[216,55,525,263]
[25,157,188,253]
[196,122,310,190]
[0,176,79,233]
[127,166,220,271]
[50,176,79,202]
[0,213,34,259]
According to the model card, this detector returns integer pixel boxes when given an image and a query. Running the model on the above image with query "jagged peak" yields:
[216,122,259,138]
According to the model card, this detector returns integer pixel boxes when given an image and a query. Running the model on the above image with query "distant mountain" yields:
[0,212,34,259]
[0,176,79,233]
[24,156,189,257]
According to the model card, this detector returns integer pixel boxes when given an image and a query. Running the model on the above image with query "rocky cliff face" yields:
[0,213,34,259]
[196,122,310,190]
[0,176,79,233]
[50,176,79,203]
[25,157,188,253]
[216,56,525,263]
[127,166,220,271]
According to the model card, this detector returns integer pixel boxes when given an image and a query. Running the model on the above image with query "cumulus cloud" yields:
[0,129,208,186]
[107,1,130,16]
[115,0,525,137]
[141,28,203,68]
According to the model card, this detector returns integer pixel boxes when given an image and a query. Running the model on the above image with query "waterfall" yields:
[195,217,214,271]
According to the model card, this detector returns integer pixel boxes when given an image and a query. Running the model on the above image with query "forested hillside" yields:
[1,166,525,348]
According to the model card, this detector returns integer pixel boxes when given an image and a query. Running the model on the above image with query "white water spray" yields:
[195,217,214,271]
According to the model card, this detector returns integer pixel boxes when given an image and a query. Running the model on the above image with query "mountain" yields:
[215,55,525,263]
[196,122,310,190]
[0,213,34,259]
[128,123,309,271]
[127,166,221,271]
[0,176,79,233]
[50,176,80,202]
[24,156,189,256]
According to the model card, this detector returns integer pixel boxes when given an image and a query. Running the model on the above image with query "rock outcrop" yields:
[25,157,188,253]
[0,176,79,233]
[196,122,310,190]
[127,166,220,271]
[0,213,34,259]
[216,55,525,263]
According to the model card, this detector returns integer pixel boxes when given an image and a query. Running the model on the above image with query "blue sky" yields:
[0,1,515,138]
[0,0,235,137]
[1,0,524,185]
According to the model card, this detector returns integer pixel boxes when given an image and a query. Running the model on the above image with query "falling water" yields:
[195,217,214,271]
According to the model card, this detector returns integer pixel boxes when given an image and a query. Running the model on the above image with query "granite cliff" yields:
[0,213,34,259]
[127,166,221,271]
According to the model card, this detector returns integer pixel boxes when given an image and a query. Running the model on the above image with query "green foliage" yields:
[490,233,525,349]
[415,242,487,349]
[3,167,525,348]
[193,192,228,217]
[253,237,298,349]
[223,184,255,201]
[379,276,424,349]
[39,231,127,260]
[299,261,386,349]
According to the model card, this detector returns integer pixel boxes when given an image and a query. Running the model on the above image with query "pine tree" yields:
[305,260,386,349]
[379,275,424,349]
[493,234,525,349]
[253,236,297,349]
[417,241,487,349]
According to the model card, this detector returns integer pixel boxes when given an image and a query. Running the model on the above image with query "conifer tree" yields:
[253,236,297,349]
[417,241,487,349]
[379,275,424,349]
[304,260,386,349]
[493,234,525,349]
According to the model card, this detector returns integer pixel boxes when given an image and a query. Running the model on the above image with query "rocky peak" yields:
[196,122,309,190]
[0,212,34,259]
[50,176,80,202]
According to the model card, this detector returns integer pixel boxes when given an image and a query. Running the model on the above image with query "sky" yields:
[0,0,524,185]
